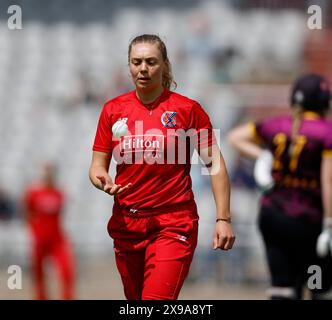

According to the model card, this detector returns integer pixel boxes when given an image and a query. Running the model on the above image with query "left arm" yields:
[199,144,236,250]
[227,123,263,160]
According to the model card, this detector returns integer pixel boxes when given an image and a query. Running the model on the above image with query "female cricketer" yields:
[227,74,332,299]
[89,34,235,300]
[24,162,75,300]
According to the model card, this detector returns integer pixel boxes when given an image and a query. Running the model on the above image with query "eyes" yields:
[131,58,158,67]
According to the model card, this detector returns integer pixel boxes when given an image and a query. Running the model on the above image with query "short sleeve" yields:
[187,102,216,150]
[322,124,332,157]
[92,102,113,154]
[248,121,265,145]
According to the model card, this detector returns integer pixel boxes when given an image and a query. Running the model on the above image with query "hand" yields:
[96,175,132,196]
[254,149,274,192]
[316,218,332,257]
[213,221,236,250]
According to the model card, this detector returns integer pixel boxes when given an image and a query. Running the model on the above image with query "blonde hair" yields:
[128,34,177,90]
[289,105,303,156]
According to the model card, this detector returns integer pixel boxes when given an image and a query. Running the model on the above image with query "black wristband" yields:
[216,218,231,223]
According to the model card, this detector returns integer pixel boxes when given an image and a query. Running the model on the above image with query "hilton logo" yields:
[121,135,164,153]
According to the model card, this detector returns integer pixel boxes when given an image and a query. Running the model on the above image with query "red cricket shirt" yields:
[24,183,64,239]
[93,89,215,214]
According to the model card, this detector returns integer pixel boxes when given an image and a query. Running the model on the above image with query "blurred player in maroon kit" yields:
[89,34,235,300]
[228,74,332,299]
[23,162,75,300]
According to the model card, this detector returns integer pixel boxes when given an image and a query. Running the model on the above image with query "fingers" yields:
[105,184,121,195]
[213,235,227,250]
[96,175,109,188]
[96,175,112,193]
[96,175,105,182]
[116,183,133,194]
[213,234,236,250]
[96,175,132,196]
[213,237,218,250]
[224,235,236,250]
[96,175,105,186]
[104,182,132,196]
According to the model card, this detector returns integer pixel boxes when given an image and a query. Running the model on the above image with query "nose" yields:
[140,61,148,72]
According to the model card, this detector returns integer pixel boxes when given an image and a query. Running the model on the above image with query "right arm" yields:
[89,151,132,195]
[321,155,332,223]
[227,123,263,160]
[89,151,112,190]
[90,100,131,196]
[316,152,332,257]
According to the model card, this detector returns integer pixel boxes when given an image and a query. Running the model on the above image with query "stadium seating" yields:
[0,0,306,284]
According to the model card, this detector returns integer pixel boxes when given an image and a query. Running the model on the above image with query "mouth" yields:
[138,77,150,83]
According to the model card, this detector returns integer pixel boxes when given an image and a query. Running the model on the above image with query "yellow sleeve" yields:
[322,150,332,158]
[247,122,264,145]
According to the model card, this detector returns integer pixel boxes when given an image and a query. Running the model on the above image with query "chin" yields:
[136,84,154,92]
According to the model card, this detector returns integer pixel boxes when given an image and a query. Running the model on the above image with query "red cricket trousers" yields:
[108,204,199,300]
[30,230,75,300]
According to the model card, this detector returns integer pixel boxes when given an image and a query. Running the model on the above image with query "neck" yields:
[136,86,164,105]
[43,180,55,188]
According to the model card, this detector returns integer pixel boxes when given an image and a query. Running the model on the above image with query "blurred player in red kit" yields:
[23,162,75,300]
[89,34,235,300]
[228,74,332,299]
